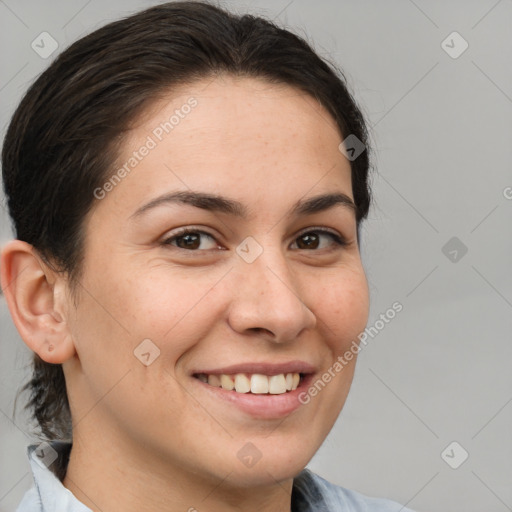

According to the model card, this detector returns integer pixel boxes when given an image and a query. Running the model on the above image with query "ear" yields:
[0,239,76,364]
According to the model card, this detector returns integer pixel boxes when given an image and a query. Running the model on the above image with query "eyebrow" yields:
[129,190,356,220]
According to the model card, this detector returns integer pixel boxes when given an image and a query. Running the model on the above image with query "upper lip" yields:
[192,360,316,376]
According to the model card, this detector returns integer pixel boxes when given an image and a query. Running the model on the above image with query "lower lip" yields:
[192,374,315,420]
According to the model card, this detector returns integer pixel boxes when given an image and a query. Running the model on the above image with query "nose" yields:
[227,253,317,343]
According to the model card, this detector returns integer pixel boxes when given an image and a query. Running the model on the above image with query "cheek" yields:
[78,267,225,366]
[308,270,368,415]
[312,268,369,349]
[66,268,225,419]
[127,270,225,336]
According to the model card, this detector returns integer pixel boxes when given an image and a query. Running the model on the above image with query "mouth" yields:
[190,363,316,419]
[190,361,316,418]
[193,372,304,395]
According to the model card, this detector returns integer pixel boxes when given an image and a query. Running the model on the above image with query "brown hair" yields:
[2,1,372,441]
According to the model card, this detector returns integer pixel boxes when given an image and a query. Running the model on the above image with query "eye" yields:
[162,228,220,250]
[290,229,347,250]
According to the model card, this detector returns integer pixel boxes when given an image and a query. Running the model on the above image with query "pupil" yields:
[178,233,200,249]
[299,233,318,249]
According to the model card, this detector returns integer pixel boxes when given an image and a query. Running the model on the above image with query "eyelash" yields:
[161,227,348,251]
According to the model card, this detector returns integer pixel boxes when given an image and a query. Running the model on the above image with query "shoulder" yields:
[292,469,416,512]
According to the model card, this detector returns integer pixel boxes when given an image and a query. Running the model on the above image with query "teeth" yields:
[208,374,221,387]
[220,374,234,391]
[269,374,287,394]
[197,372,302,395]
[235,373,251,393]
[251,374,269,394]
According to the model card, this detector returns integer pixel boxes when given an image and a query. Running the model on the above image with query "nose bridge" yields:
[228,244,316,340]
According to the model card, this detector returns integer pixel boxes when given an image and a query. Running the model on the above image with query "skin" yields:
[1,75,369,512]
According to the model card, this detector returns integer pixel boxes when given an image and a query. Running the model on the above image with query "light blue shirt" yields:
[18,443,415,511]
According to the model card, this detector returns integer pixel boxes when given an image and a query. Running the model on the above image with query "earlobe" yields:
[0,239,76,364]
[37,333,76,364]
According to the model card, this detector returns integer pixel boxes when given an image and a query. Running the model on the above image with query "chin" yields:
[216,437,317,488]
[222,461,308,489]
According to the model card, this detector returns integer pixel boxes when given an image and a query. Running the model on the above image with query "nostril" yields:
[248,327,274,336]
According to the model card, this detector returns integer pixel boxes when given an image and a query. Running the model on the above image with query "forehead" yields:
[93,75,352,219]
[136,75,342,156]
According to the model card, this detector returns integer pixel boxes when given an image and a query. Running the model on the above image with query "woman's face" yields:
[64,75,369,487]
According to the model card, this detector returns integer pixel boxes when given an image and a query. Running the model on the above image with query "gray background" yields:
[1,1,511,511]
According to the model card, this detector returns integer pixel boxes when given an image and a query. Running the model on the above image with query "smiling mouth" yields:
[193,372,303,395]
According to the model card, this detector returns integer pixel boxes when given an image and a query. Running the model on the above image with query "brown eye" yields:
[296,233,320,249]
[163,230,219,250]
[176,233,201,249]
[291,230,346,250]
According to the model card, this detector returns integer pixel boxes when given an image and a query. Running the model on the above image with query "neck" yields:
[63,428,294,512]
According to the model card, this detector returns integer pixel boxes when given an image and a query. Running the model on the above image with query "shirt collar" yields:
[27,442,91,511]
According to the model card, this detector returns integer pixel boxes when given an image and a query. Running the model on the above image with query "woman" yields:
[1,2,415,511]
